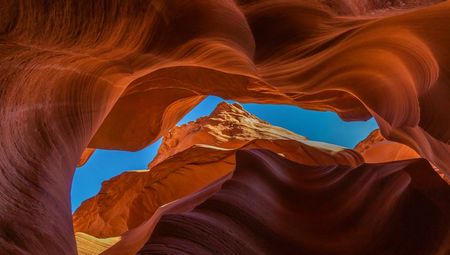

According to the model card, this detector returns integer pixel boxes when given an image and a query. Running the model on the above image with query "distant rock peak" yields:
[149,101,306,168]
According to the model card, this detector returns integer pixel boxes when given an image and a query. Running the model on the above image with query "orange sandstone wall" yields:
[0,1,449,253]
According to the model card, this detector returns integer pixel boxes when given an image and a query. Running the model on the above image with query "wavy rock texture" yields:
[1,0,450,253]
[355,129,449,183]
[319,0,443,15]
[73,102,362,238]
[355,129,420,163]
[75,232,120,255]
[100,173,232,255]
[139,149,450,255]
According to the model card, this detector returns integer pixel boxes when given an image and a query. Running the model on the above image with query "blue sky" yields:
[71,96,378,212]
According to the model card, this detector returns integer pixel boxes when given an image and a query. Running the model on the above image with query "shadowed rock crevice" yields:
[139,150,450,255]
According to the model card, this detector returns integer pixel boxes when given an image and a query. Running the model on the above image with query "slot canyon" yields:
[0,0,449,254]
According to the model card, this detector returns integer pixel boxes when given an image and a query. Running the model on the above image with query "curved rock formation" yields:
[73,102,362,238]
[78,148,96,167]
[139,149,450,255]
[319,0,443,15]
[101,173,232,255]
[355,129,420,163]
[355,129,449,183]
[1,0,450,253]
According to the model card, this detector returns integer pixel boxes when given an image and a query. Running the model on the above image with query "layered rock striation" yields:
[139,149,450,255]
[1,0,449,253]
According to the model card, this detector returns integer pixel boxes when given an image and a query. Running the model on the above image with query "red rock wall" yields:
[1,0,449,253]
[355,129,420,162]
[138,149,450,255]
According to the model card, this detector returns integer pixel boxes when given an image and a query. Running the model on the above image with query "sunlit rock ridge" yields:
[0,0,449,254]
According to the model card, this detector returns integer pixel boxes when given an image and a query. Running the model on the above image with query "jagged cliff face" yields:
[1,0,450,254]
[73,102,363,239]
[150,102,359,168]
[149,102,307,168]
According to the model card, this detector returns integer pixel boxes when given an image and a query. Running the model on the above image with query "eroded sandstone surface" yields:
[0,0,449,254]
[139,150,450,255]
[355,129,449,183]
[73,102,362,239]
[75,103,449,255]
